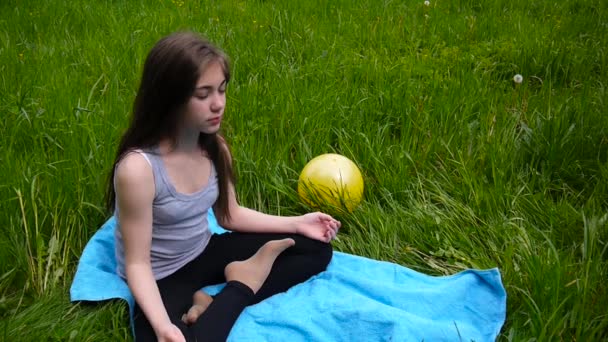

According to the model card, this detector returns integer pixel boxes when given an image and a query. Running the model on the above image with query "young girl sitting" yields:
[107,31,341,342]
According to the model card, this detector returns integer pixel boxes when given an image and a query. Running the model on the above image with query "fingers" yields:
[319,213,340,238]
[324,229,334,243]
[316,212,341,229]
[323,224,338,242]
[327,218,340,234]
[311,212,341,242]
[315,212,333,222]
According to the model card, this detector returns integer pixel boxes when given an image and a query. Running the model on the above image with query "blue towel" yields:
[70,211,506,341]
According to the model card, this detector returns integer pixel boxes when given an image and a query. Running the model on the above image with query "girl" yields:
[106,31,341,342]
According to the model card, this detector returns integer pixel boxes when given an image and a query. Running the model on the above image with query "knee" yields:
[319,241,333,266]
[304,239,333,271]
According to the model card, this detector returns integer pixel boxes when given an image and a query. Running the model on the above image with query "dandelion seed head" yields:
[513,74,523,84]
[424,1,430,6]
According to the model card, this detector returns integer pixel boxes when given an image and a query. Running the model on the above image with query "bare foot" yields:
[224,238,295,293]
[181,291,213,325]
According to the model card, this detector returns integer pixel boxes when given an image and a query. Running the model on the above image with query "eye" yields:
[218,86,226,94]
[195,92,209,100]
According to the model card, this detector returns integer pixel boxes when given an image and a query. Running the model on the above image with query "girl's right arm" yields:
[115,153,182,340]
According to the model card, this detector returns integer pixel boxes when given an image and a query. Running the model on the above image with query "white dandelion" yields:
[513,74,523,84]
[424,0,430,6]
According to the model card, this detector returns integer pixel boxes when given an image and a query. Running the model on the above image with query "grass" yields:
[1,0,607,340]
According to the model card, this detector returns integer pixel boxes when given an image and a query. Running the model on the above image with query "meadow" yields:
[1,0,607,340]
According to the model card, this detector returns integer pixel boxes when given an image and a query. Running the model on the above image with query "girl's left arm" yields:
[218,180,340,243]
[214,141,340,242]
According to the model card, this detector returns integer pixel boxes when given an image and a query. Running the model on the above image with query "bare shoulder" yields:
[115,152,155,201]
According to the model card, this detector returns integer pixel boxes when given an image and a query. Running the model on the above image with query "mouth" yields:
[207,116,222,124]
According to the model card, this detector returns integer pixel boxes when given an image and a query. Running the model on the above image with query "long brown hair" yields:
[105,31,235,223]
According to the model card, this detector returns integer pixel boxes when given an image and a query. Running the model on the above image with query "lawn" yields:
[1,0,607,340]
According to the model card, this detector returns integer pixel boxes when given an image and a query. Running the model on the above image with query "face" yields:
[183,60,227,134]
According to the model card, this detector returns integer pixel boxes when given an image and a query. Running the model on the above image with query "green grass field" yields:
[1,0,607,340]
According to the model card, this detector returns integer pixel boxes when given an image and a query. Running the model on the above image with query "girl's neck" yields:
[160,130,202,156]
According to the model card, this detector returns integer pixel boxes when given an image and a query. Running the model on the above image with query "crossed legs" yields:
[132,233,332,341]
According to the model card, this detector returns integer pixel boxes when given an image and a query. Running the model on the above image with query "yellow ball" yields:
[298,154,364,212]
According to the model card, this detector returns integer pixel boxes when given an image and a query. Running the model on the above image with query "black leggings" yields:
[133,232,333,341]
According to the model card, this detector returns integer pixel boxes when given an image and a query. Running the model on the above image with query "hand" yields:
[156,323,186,342]
[294,212,341,243]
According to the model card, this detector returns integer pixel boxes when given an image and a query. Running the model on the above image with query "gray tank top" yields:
[114,148,219,280]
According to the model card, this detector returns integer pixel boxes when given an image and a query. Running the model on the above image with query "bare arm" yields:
[220,180,299,233]
[214,143,340,241]
[115,153,176,338]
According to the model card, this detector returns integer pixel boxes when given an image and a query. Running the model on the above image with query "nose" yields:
[210,92,225,112]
